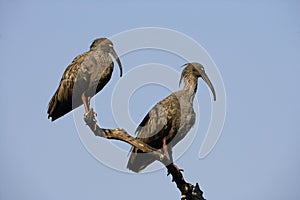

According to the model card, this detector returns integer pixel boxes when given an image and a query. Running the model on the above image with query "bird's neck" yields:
[182,75,198,102]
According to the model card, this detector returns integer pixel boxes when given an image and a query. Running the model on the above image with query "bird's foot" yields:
[167,170,171,176]
[167,168,184,176]
[167,164,184,183]
[167,163,184,176]
[84,108,98,131]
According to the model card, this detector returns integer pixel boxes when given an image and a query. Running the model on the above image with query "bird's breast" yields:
[86,52,114,95]
[169,104,195,146]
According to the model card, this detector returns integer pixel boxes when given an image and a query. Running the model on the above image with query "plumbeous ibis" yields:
[127,62,216,172]
[47,38,122,121]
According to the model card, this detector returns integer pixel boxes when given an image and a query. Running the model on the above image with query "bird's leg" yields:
[162,137,171,161]
[171,163,182,173]
[82,93,97,131]
[162,138,183,175]
[87,96,97,116]
[87,96,91,110]
[87,96,98,130]
[81,92,90,113]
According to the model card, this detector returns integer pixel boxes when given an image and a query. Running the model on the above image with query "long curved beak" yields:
[200,71,216,101]
[110,49,123,77]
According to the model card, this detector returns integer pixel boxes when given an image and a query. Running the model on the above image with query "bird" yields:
[47,38,122,121]
[127,62,216,173]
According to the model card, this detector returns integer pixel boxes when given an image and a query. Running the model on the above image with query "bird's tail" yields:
[47,89,74,121]
[127,148,156,173]
[47,91,60,121]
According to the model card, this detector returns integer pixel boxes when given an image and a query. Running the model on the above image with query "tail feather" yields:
[127,148,156,173]
[47,91,73,121]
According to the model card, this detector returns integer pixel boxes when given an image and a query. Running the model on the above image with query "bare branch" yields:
[84,109,206,200]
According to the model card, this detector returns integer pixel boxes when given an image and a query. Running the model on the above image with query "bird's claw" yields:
[167,168,184,176]
[84,108,98,130]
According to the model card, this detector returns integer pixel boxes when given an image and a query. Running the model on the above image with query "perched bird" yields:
[127,62,216,172]
[47,38,122,121]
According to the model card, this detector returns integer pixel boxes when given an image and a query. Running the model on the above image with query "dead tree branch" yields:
[84,109,206,200]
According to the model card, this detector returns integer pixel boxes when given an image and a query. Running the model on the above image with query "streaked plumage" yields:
[47,38,122,121]
[127,62,216,172]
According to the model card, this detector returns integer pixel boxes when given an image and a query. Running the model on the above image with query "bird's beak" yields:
[200,71,216,101]
[110,49,123,77]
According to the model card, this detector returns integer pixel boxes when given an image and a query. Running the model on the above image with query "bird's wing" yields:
[171,110,196,147]
[127,93,181,172]
[47,52,88,121]
[135,93,181,146]
[59,53,88,100]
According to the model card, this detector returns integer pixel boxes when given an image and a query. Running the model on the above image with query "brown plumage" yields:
[127,62,216,172]
[47,38,122,121]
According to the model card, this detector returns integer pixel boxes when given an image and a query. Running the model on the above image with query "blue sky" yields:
[1,0,300,200]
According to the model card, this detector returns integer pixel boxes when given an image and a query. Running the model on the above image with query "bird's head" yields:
[180,62,216,101]
[90,38,123,77]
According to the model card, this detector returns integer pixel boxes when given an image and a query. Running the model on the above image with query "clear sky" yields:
[0,0,299,200]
